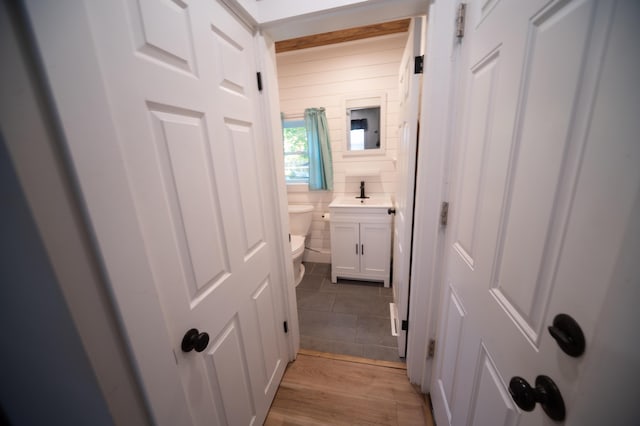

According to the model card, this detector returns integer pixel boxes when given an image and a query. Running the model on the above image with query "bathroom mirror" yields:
[344,94,386,155]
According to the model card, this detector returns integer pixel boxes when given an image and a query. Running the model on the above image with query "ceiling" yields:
[257,0,426,41]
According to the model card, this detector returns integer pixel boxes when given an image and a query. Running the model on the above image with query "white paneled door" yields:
[432,0,640,425]
[393,16,424,357]
[27,0,287,425]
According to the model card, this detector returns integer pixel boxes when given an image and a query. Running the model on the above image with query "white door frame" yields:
[221,0,461,391]
[22,0,459,413]
[254,31,301,358]
[405,0,462,389]
[253,0,461,386]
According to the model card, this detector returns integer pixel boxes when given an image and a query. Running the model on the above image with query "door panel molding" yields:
[466,343,517,426]
[148,104,231,298]
[206,316,256,426]
[489,0,597,345]
[127,0,198,75]
[432,283,466,424]
[452,46,501,269]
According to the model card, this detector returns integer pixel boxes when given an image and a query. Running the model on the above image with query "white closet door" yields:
[393,16,424,357]
[25,0,288,424]
[431,0,640,425]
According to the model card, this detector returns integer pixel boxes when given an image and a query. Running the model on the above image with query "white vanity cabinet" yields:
[329,197,393,287]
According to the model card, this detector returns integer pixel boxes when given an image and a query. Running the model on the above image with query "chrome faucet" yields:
[357,181,369,199]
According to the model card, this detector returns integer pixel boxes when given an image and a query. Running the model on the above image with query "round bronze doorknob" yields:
[509,375,565,421]
[548,313,586,357]
[181,328,210,353]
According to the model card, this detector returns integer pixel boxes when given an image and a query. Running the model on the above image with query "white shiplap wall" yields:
[276,33,407,261]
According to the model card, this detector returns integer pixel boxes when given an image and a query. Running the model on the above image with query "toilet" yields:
[288,204,314,286]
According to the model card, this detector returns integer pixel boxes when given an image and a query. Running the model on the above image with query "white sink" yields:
[329,195,393,208]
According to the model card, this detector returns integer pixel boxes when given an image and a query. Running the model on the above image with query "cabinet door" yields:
[330,222,360,276]
[360,223,391,278]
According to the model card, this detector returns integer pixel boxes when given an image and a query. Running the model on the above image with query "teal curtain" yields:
[304,108,333,190]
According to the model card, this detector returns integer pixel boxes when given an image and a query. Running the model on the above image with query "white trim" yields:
[255,31,300,360]
[405,0,460,391]
[218,0,258,30]
[286,182,310,192]
[342,91,387,157]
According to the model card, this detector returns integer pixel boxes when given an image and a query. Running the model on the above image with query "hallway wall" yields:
[276,33,407,259]
[0,133,113,426]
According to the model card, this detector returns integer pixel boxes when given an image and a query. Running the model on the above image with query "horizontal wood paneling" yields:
[278,33,406,256]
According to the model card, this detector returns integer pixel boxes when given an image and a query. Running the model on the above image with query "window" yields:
[283,119,309,183]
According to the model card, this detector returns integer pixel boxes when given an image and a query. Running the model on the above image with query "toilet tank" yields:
[288,204,314,236]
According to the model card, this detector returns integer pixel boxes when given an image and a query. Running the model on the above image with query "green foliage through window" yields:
[283,119,309,182]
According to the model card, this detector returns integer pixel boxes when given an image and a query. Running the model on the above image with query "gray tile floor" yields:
[296,262,404,363]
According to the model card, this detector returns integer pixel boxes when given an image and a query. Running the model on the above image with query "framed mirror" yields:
[344,94,386,155]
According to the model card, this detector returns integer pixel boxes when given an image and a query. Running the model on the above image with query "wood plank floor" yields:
[265,351,434,425]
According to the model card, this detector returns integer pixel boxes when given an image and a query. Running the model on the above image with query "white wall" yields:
[276,33,407,261]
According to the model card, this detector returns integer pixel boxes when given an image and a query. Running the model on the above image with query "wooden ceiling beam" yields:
[275,18,410,53]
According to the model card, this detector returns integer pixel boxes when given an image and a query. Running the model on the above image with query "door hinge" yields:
[256,72,263,92]
[283,321,288,333]
[414,55,424,74]
[440,201,449,226]
[427,338,436,359]
[401,320,409,331]
[456,3,467,40]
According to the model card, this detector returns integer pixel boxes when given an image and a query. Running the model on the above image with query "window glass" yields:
[283,119,308,183]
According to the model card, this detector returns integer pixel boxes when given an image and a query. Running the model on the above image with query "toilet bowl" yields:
[290,234,306,286]
[288,204,314,286]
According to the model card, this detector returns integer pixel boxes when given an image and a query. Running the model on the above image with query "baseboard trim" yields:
[302,249,330,264]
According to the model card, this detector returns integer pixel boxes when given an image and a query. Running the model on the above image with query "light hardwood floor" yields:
[265,350,435,425]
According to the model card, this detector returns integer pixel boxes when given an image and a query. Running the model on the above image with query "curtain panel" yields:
[304,108,333,191]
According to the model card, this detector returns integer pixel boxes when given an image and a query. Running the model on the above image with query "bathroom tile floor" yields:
[296,262,403,363]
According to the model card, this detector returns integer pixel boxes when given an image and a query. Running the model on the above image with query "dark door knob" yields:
[509,375,565,421]
[181,328,210,353]
[548,313,585,357]
[387,208,396,215]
